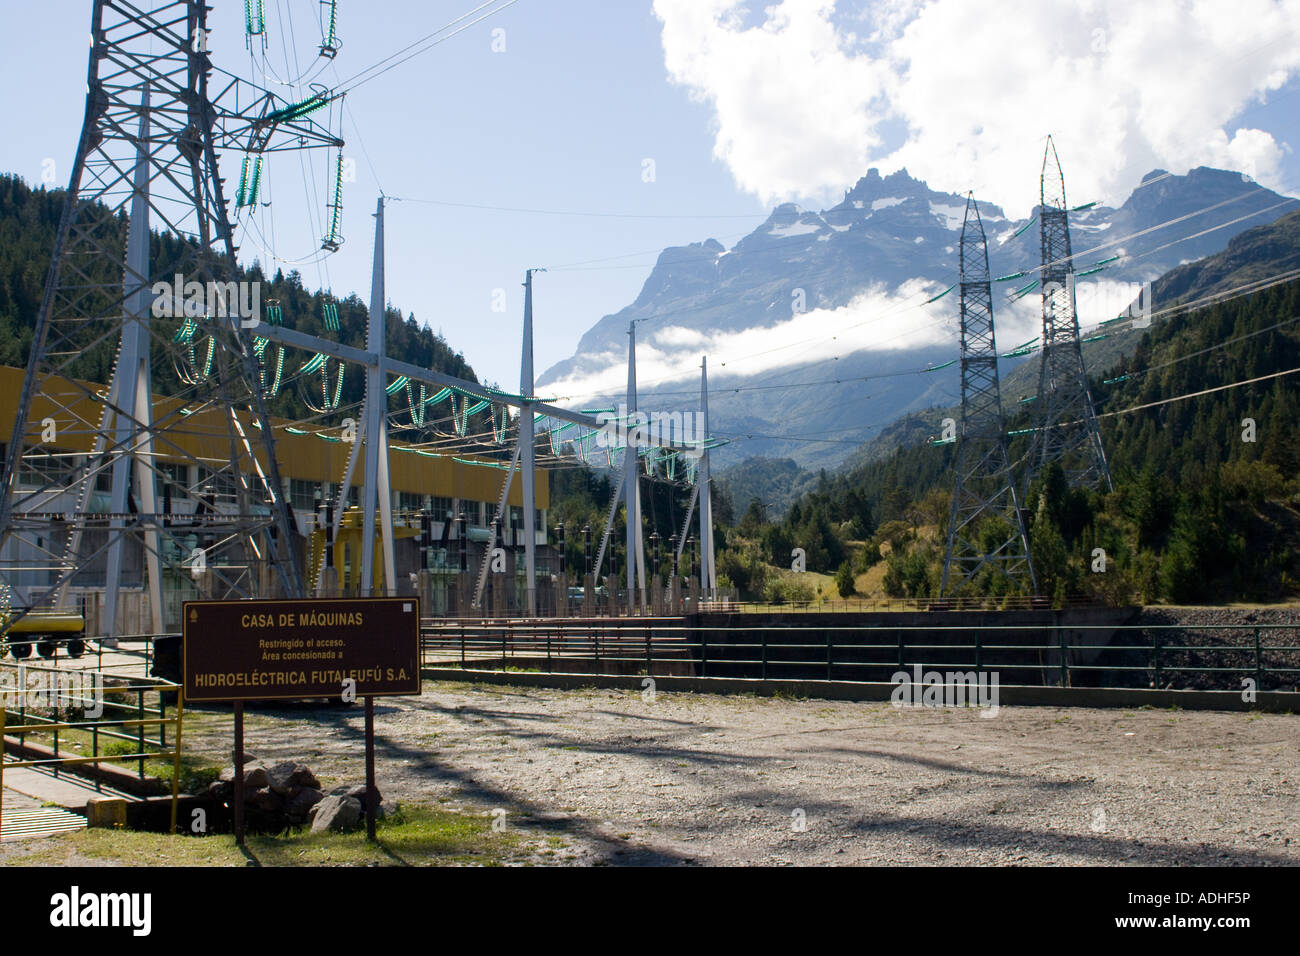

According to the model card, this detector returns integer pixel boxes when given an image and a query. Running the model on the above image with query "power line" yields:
[537,256,1300,424]
[677,279,1300,454]
[1098,366,1300,422]
[1106,313,1300,385]
[550,190,1299,403]
[389,196,768,221]
[333,0,525,94]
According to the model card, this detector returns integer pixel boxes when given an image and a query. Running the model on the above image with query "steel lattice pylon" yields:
[1023,137,1112,496]
[0,1,340,637]
[941,195,1035,596]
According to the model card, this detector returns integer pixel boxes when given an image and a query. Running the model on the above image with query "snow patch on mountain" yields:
[769,220,823,238]
[929,202,966,230]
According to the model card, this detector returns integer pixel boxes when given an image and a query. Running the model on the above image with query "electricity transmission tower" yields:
[941,195,1035,596]
[1023,137,1112,498]
[0,0,341,636]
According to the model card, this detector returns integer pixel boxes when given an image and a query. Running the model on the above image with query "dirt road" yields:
[173,680,1298,866]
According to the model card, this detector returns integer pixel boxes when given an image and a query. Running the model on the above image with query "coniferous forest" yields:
[714,275,1300,606]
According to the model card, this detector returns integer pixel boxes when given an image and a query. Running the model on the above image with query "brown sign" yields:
[183,598,421,702]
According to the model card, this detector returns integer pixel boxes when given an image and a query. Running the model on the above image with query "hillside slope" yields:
[737,273,1300,605]
[0,173,483,427]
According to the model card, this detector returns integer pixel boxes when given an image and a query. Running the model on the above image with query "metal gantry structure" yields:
[251,206,721,615]
[0,0,727,637]
[519,268,542,616]
[940,195,1035,596]
[0,0,342,636]
[696,356,718,597]
[622,322,647,613]
[1023,136,1113,497]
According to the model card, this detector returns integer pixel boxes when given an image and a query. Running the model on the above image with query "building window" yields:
[157,461,189,496]
[290,478,319,514]
[196,468,237,503]
[430,496,453,522]
[19,454,68,488]
[397,492,423,513]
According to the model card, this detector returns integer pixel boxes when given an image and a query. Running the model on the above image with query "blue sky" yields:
[0,1,771,389]
[2,1,1298,391]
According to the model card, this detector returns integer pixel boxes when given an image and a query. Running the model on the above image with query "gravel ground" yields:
[169,679,1299,866]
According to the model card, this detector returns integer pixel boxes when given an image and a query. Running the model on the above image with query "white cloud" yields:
[542,278,1141,409]
[652,0,1300,217]
[544,279,958,405]
[654,0,893,203]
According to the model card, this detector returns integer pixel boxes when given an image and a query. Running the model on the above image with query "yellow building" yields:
[0,365,553,621]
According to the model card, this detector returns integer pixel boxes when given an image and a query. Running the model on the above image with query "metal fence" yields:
[405,592,1107,618]
[422,620,1300,692]
[716,595,1106,614]
[1,659,181,781]
[1,642,186,835]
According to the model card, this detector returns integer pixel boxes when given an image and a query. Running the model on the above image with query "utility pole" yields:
[1024,136,1113,498]
[359,197,396,596]
[624,322,647,613]
[519,269,544,616]
[699,357,717,599]
[941,195,1035,596]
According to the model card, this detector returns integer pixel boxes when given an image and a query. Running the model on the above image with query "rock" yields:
[249,787,283,813]
[331,783,380,807]
[268,761,320,795]
[221,763,268,788]
[267,762,295,795]
[310,795,362,833]
[243,765,269,789]
[292,766,321,789]
[286,787,325,824]
[207,779,233,801]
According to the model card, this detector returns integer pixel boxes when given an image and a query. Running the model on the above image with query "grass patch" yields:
[15,805,530,867]
[770,689,808,702]
[143,754,223,795]
[75,736,221,795]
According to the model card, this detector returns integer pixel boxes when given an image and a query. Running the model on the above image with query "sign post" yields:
[233,702,245,845]
[183,597,420,844]
[365,697,377,841]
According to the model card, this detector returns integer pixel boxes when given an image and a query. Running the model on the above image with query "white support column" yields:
[520,270,539,616]
[359,197,396,595]
[624,322,647,613]
[100,362,128,639]
[699,356,717,599]
[634,468,647,610]
[132,355,163,636]
[104,87,162,638]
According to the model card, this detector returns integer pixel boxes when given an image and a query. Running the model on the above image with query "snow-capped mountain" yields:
[538,166,1298,470]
